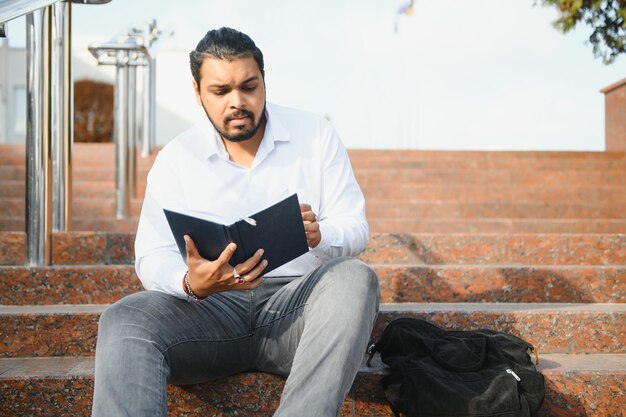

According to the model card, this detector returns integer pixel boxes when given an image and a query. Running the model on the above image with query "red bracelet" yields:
[182,271,206,303]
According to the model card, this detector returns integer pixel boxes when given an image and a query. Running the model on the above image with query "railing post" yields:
[88,21,172,217]
[140,57,150,157]
[148,54,156,156]
[139,53,157,158]
[114,50,130,219]
[127,62,137,199]
[146,19,159,157]
[51,0,72,232]
[26,6,53,265]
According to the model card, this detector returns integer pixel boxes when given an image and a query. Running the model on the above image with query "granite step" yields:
[7,187,626,209]
[0,217,140,233]
[0,353,624,416]
[0,193,626,220]
[0,180,147,200]
[3,144,625,163]
[349,157,626,170]
[347,148,626,160]
[7,180,626,204]
[0,266,141,305]
[354,168,626,186]
[0,166,150,182]
[358,184,626,204]
[3,217,626,234]
[374,265,625,304]
[364,201,626,219]
[0,166,25,181]
[0,211,626,234]
[5,175,625,196]
[2,232,625,266]
[0,198,144,218]
[0,232,135,266]
[346,149,626,169]
[0,144,157,166]
[2,146,626,170]
[5,169,626,189]
[4,217,626,234]
[1,303,624,357]
[1,264,623,305]
[367,218,626,234]
[362,233,626,265]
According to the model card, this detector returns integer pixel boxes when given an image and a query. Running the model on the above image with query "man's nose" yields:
[229,90,245,109]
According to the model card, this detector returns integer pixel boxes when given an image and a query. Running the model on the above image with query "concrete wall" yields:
[0,41,26,143]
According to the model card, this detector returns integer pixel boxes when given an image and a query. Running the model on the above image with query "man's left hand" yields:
[300,203,321,248]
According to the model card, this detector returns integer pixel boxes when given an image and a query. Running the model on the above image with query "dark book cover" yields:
[163,194,309,274]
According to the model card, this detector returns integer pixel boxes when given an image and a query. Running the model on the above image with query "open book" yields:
[163,194,309,274]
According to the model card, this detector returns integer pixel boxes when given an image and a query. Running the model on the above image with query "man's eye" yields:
[213,90,227,96]
[242,85,256,92]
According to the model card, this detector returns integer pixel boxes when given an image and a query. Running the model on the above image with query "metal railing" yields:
[89,21,172,219]
[1,0,110,265]
[0,0,59,23]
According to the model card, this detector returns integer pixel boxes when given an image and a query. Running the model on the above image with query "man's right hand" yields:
[184,235,267,298]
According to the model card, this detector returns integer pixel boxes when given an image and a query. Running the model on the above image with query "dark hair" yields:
[190,27,265,88]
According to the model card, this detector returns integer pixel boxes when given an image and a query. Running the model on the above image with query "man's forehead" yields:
[199,56,261,85]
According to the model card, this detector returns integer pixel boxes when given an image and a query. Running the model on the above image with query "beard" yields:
[203,104,267,143]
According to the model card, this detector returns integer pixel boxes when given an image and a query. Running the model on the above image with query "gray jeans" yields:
[92,257,380,417]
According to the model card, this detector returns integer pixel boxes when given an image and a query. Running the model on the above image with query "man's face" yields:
[193,56,266,143]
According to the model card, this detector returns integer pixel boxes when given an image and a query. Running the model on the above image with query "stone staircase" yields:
[0,143,624,416]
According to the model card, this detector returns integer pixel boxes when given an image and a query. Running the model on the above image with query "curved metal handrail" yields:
[0,0,110,24]
[0,0,58,24]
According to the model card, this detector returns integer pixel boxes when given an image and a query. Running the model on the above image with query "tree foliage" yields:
[537,0,626,64]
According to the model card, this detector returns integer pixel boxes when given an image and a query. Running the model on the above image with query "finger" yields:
[237,248,264,274]
[243,259,268,283]
[215,242,237,266]
[247,276,265,289]
[301,211,316,223]
[299,203,312,213]
[303,222,320,234]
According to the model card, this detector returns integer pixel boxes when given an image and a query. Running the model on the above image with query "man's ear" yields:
[192,79,202,106]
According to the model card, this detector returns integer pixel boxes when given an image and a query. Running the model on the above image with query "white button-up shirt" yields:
[135,102,368,299]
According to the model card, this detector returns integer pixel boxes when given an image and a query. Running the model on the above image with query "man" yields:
[92,27,380,417]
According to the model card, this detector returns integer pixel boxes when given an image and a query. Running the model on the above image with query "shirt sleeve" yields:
[309,122,369,260]
[134,151,189,299]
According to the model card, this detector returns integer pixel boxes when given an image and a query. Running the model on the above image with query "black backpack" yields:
[367,318,545,417]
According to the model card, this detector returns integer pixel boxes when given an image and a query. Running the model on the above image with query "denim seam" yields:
[253,302,310,331]
[249,289,255,364]
[161,333,254,354]
[248,290,255,333]
[158,354,167,410]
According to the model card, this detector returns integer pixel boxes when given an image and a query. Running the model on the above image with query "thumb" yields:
[184,235,201,261]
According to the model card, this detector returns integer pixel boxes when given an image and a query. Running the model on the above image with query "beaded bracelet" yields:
[182,271,206,303]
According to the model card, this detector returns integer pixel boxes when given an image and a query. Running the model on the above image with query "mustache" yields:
[224,109,254,123]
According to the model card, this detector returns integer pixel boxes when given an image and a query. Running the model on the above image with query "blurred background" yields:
[1,0,624,150]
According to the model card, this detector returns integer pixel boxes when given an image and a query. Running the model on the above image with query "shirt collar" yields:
[200,102,291,162]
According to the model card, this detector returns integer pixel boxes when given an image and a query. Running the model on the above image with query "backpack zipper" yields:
[365,317,432,367]
[506,368,521,381]
[366,343,376,366]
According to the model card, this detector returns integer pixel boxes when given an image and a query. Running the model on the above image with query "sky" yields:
[5,0,626,150]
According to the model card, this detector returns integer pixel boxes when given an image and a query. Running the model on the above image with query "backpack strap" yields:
[381,368,408,417]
